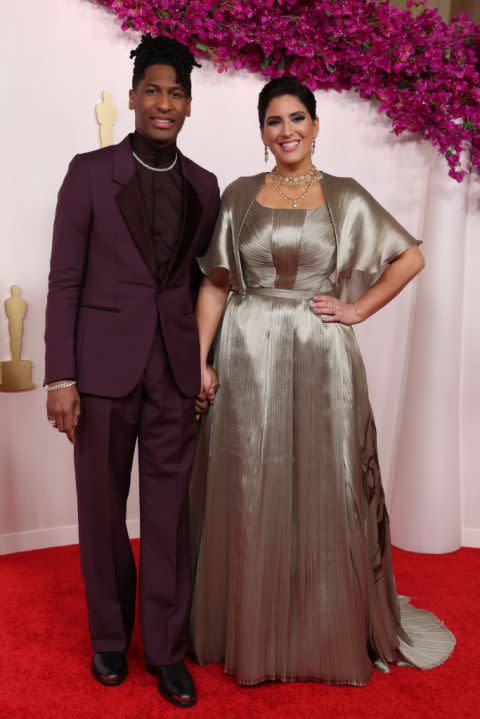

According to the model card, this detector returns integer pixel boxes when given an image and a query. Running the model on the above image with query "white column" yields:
[459,173,480,548]
[390,148,468,553]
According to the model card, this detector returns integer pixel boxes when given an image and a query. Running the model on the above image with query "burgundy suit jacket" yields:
[44,136,220,398]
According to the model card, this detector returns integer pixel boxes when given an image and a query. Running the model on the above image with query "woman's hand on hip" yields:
[309,296,363,325]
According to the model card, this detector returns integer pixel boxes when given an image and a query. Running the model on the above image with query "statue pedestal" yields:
[0,360,35,391]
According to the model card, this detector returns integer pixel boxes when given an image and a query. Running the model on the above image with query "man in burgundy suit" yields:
[44,36,219,708]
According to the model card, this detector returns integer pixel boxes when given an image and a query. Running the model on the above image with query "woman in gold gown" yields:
[189,77,455,686]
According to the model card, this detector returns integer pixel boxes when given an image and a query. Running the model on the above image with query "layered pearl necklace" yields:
[270,165,323,208]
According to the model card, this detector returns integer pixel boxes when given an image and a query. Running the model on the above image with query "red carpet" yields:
[1,542,478,719]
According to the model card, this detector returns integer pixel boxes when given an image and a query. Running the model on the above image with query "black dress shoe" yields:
[148,660,196,708]
[92,651,128,686]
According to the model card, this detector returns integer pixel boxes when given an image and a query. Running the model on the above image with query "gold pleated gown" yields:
[189,177,454,686]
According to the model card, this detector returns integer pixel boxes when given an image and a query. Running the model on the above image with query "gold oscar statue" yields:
[95,90,117,148]
[0,285,35,391]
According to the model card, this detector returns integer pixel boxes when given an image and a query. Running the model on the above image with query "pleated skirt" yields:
[189,291,455,685]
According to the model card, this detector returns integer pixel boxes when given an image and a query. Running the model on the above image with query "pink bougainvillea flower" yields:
[95,0,480,181]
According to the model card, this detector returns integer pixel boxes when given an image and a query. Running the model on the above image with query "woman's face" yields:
[261,94,319,170]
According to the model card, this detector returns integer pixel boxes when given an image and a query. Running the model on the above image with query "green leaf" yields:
[261,55,272,70]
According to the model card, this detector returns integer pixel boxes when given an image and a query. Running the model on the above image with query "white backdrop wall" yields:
[0,0,478,554]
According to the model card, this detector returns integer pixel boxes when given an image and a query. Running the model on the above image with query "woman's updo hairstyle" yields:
[258,76,317,127]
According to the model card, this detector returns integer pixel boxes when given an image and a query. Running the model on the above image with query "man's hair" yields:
[130,35,201,96]
[258,76,317,127]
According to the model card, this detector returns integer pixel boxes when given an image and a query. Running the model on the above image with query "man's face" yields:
[129,64,191,145]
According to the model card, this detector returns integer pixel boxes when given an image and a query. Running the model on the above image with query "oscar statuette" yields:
[0,285,35,392]
[95,90,117,148]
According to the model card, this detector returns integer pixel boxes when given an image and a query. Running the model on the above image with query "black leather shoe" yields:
[92,651,128,686]
[148,660,196,708]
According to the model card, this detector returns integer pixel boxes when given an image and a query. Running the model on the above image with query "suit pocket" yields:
[80,304,120,313]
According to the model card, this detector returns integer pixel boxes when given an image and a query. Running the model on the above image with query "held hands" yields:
[195,365,220,421]
[46,384,81,444]
[309,295,363,325]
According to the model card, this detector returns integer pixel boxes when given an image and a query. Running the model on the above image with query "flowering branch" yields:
[95,0,480,181]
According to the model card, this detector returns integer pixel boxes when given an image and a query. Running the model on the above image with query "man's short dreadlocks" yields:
[130,35,201,97]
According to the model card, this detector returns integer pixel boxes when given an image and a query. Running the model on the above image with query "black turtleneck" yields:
[130,131,184,284]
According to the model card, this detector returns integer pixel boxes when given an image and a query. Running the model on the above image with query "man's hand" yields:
[195,366,220,421]
[46,383,81,444]
[202,366,220,403]
[195,392,208,421]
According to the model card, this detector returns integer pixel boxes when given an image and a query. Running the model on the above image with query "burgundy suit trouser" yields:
[73,328,196,666]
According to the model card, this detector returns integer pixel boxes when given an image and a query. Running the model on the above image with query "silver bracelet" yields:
[46,380,77,392]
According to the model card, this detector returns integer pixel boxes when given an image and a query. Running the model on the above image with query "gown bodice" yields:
[239,200,336,293]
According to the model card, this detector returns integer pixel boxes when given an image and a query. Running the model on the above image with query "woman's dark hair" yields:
[258,76,317,126]
[130,35,201,96]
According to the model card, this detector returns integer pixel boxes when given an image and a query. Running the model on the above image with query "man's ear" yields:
[128,89,135,111]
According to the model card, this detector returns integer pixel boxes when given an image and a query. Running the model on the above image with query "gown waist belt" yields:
[243,287,331,301]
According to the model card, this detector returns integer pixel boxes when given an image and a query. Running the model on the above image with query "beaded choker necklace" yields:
[270,166,323,208]
[271,166,319,188]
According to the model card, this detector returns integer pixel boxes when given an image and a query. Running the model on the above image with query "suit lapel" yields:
[115,175,157,280]
[161,174,203,287]
[113,139,205,286]
[113,136,157,281]
[159,152,204,286]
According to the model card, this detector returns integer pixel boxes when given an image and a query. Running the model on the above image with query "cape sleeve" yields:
[197,190,238,286]
[332,178,422,303]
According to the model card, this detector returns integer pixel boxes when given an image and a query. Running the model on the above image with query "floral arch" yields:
[96,0,480,181]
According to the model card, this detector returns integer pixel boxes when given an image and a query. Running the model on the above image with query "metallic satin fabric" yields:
[189,177,455,686]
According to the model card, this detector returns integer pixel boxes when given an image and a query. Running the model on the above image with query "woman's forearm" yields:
[354,245,425,321]
[196,272,230,365]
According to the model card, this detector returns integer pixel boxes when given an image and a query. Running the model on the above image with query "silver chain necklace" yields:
[132,150,178,172]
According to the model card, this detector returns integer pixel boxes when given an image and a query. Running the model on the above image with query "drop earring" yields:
[312,138,316,154]
[264,145,269,163]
